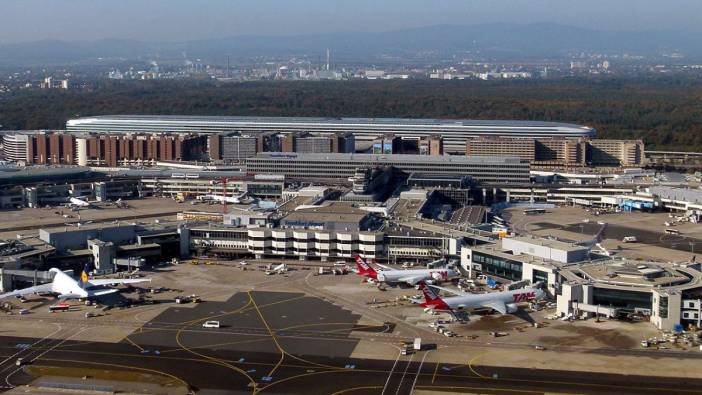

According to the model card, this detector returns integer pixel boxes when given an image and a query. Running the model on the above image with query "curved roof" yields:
[67,115,593,132]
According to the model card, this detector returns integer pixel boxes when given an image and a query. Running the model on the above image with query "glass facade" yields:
[658,295,669,319]
[592,288,652,312]
[532,269,549,284]
[473,251,523,281]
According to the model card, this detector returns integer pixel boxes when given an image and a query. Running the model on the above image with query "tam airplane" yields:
[354,255,459,286]
[0,264,151,300]
[418,281,545,315]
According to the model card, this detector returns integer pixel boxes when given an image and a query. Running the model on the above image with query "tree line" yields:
[1,77,701,151]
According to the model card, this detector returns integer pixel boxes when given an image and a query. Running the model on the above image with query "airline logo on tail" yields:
[418,282,450,310]
[354,256,378,279]
[79,263,92,289]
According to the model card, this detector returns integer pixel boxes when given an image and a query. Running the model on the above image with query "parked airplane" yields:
[69,197,91,207]
[201,192,247,204]
[265,263,288,275]
[0,264,151,300]
[418,281,545,315]
[354,255,459,286]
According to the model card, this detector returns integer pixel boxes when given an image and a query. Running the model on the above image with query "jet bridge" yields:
[0,269,67,292]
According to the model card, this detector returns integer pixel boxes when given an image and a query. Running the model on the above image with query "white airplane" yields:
[354,255,460,286]
[265,263,288,275]
[0,265,151,300]
[418,281,546,315]
[202,192,247,204]
[69,197,91,207]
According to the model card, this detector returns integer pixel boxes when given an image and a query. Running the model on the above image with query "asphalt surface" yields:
[1,290,702,394]
[532,221,702,254]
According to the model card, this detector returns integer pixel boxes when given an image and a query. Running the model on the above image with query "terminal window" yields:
[658,296,669,319]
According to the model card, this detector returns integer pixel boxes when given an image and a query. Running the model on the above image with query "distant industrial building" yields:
[66,115,595,154]
[245,153,530,184]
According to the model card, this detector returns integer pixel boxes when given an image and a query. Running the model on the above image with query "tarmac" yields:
[1,265,702,393]
[2,285,702,394]
[505,206,702,262]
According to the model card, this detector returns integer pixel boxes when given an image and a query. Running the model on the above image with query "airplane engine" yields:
[506,303,519,314]
[431,272,445,281]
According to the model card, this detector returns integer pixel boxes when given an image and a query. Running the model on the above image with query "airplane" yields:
[69,197,91,207]
[201,192,247,204]
[354,255,460,286]
[418,281,546,315]
[265,263,288,275]
[0,264,151,300]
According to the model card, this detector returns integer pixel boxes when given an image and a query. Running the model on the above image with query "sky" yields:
[1,0,701,43]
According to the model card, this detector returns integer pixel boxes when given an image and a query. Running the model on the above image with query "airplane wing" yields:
[0,283,54,299]
[86,278,151,288]
[87,289,120,297]
[375,263,393,270]
[480,300,507,315]
[428,284,466,296]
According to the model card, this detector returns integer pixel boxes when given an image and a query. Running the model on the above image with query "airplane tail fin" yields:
[79,263,92,289]
[418,282,450,310]
[354,255,377,279]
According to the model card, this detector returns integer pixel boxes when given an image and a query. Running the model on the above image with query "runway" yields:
[1,290,702,394]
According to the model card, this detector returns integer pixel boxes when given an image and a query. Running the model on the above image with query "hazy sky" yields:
[1,0,701,43]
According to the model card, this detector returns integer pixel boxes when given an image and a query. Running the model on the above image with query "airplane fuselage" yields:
[376,268,459,284]
[425,286,545,312]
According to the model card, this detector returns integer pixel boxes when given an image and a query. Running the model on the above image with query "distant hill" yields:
[2,23,701,65]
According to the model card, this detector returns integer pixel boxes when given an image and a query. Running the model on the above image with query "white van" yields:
[202,321,220,328]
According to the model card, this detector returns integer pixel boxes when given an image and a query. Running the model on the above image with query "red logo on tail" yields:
[354,256,378,279]
[418,282,451,310]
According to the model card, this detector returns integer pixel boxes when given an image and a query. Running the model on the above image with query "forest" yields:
[1,77,701,151]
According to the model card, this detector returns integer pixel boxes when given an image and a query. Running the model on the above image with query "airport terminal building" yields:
[66,115,595,154]
[245,153,530,184]
[461,235,702,331]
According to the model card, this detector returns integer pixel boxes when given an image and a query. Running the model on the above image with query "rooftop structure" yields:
[280,202,374,231]
[66,115,595,154]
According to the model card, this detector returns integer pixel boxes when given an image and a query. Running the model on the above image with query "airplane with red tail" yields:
[354,255,459,286]
[418,281,545,315]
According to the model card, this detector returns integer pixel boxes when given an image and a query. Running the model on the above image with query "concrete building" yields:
[588,139,644,167]
[419,136,444,156]
[3,131,208,167]
[209,134,258,162]
[245,153,530,184]
[534,138,587,168]
[371,135,402,154]
[39,224,137,252]
[184,222,458,262]
[282,132,354,154]
[66,115,595,155]
[2,133,32,162]
[139,176,284,200]
[557,260,702,331]
[466,137,536,161]
[279,202,376,232]
[462,233,702,331]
